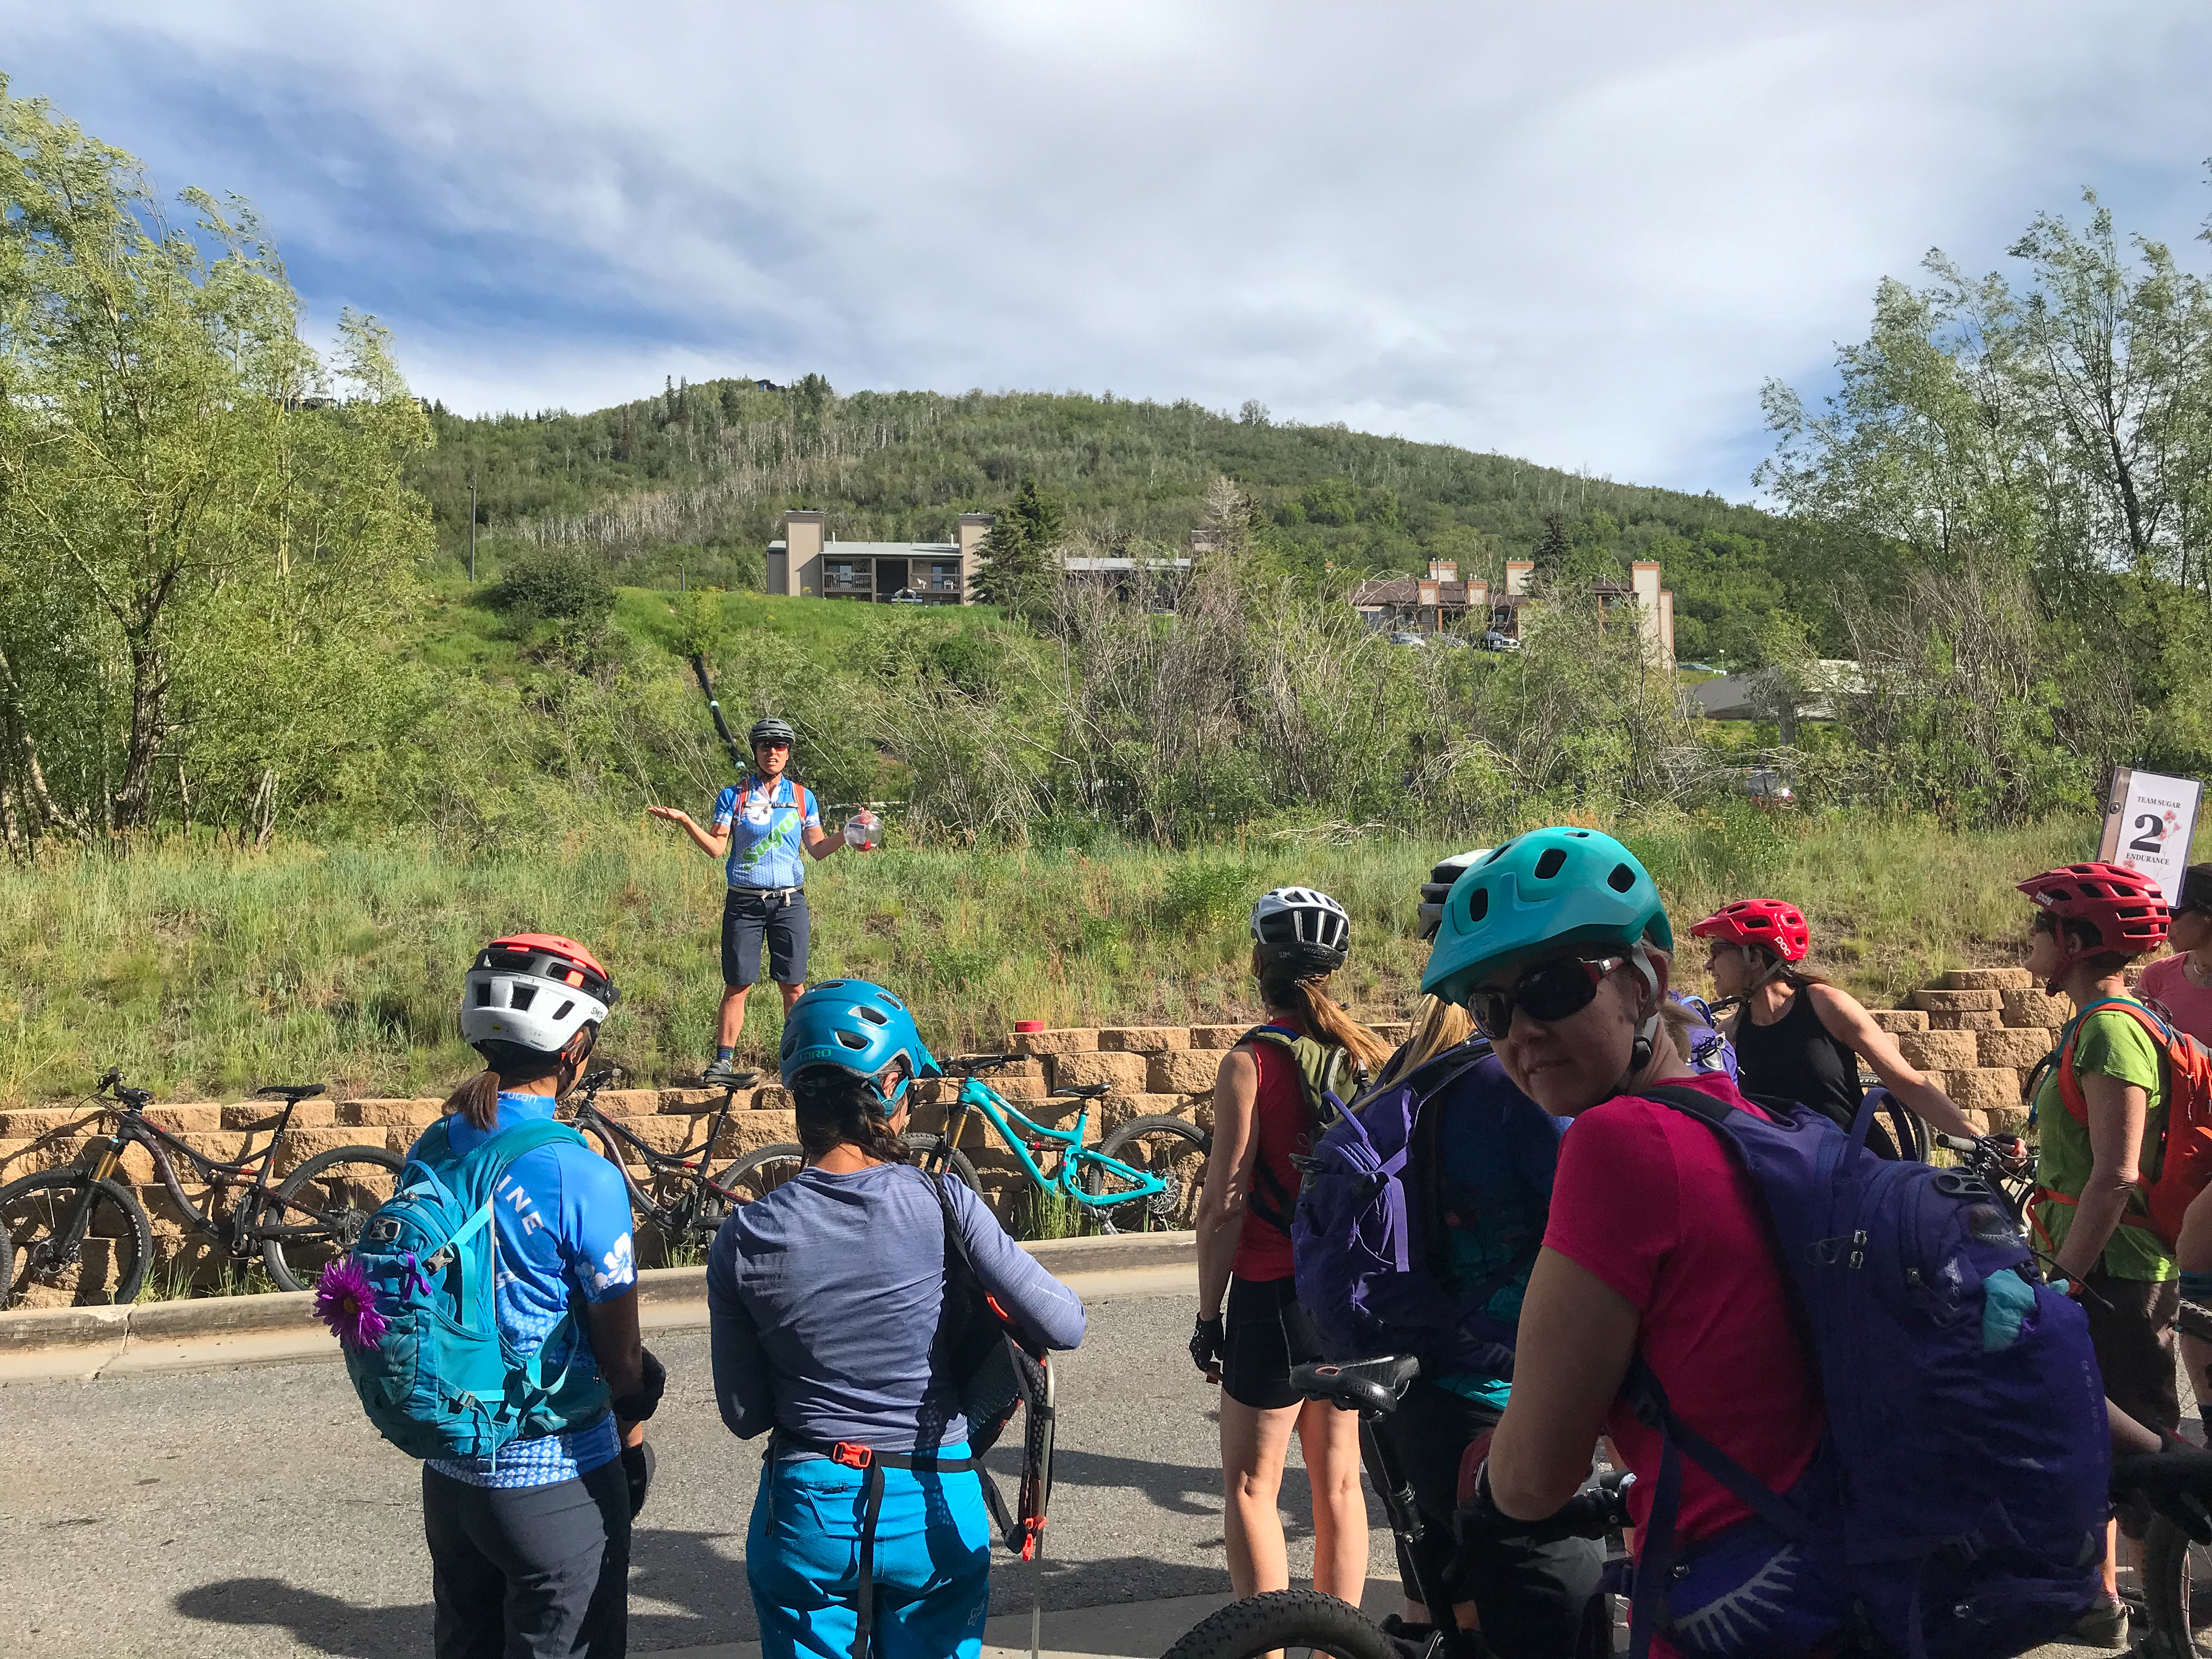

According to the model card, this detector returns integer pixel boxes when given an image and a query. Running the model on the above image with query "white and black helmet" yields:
[1418,849,1494,943]
[459,933,618,1057]
[1251,887,1352,975]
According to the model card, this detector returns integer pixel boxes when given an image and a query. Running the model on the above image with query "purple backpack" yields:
[1291,1040,1562,1379]
[1623,1084,2108,1659]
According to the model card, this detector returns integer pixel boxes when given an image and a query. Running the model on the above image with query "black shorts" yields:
[2085,1269,2181,1436]
[721,887,809,989]
[1220,1274,1324,1410]
[1375,1381,1602,1644]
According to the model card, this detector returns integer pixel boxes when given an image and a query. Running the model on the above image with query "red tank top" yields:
[1232,1020,1314,1283]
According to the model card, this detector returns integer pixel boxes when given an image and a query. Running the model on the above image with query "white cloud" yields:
[10,0,2210,494]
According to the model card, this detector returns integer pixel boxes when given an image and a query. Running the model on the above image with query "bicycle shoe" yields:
[2068,1592,2130,1650]
[701,1058,758,1090]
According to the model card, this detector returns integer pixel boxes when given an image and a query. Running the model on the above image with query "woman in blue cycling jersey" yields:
[417,934,663,1659]
[708,980,1087,1659]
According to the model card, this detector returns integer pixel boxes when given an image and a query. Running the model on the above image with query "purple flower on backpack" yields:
[314,1257,389,1351]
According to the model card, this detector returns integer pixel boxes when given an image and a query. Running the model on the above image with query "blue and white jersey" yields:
[712,775,820,890]
[415,1092,639,1489]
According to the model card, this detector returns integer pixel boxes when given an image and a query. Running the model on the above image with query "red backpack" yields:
[2039,996,2212,1250]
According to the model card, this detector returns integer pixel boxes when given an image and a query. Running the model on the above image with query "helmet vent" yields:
[1534,847,1567,880]
[858,1005,889,1026]
[1465,887,1489,924]
[837,1030,868,1050]
[553,999,574,1022]
[475,984,493,1007]
[1607,863,1637,893]
[510,985,537,1012]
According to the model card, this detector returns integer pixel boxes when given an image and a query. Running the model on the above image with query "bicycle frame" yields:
[939,1076,1171,1211]
[89,1102,300,1254]
[566,1080,751,1220]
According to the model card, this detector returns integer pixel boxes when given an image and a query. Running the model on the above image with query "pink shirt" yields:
[2140,954,2212,1047]
[1544,1073,1825,1545]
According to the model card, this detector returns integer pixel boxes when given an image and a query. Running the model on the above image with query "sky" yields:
[8,1,2212,498]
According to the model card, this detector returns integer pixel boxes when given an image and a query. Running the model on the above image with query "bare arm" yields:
[2053,1070,2151,1283]
[1807,984,1980,1139]
[802,822,844,863]
[1195,1047,1263,1321]
[645,805,730,860]
[1487,1247,1640,1519]
[584,1291,647,1448]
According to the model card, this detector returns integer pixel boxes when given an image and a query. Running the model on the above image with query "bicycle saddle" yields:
[1291,1355,1421,1416]
[1058,1082,1115,1101]
[256,1083,328,1103]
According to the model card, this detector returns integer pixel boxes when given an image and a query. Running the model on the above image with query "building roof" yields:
[822,540,959,556]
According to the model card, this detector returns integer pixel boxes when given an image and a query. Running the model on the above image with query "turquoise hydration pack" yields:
[340,1116,612,1461]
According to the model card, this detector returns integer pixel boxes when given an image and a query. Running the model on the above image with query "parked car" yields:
[1388,631,1428,647]
[1432,633,1471,649]
[1481,630,1522,652]
[887,588,927,605]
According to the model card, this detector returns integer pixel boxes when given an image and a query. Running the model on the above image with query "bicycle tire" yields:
[262,1146,405,1292]
[1161,1589,1397,1659]
[2145,1512,2212,1659]
[1088,1113,1210,1233]
[901,1133,981,1194]
[0,1169,153,1307]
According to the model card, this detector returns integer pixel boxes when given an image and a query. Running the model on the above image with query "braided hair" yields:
[791,1063,912,1166]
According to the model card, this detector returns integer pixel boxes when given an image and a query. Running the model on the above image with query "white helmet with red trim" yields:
[460,933,619,1054]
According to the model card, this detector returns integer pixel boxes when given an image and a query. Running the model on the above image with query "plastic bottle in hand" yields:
[844,810,881,851]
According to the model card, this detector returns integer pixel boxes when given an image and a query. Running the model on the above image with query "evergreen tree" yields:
[1532,511,1572,580]
[974,477,1065,612]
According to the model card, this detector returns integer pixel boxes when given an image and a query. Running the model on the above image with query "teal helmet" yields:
[778,979,940,1104]
[1420,827,1672,1008]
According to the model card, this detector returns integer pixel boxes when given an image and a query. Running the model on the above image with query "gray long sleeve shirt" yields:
[707,1160,1087,1453]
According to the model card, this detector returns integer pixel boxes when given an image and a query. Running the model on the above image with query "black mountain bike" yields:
[1163,1355,1623,1659]
[560,1066,982,1263]
[0,1069,402,1306]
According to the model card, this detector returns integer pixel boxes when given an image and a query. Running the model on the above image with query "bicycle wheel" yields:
[2146,1513,2212,1659]
[262,1146,404,1292]
[710,1142,809,1206]
[0,1170,153,1307]
[901,1133,981,1194]
[1162,1589,1396,1659]
[1088,1113,1210,1233]
[1877,1096,1928,1163]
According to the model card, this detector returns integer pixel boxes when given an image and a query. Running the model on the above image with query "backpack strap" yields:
[2039,998,2171,1241]
[1242,1025,1363,1238]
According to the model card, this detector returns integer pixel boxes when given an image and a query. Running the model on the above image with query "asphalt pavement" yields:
[1,1281,1397,1659]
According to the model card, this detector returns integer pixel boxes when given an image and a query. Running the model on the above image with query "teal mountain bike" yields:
[723,1054,1211,1232]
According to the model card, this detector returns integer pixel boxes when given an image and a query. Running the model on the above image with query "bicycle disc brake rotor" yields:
[1144,1177,1182,1219]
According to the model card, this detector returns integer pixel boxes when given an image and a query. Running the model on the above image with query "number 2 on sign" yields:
[2130,814,2166,856]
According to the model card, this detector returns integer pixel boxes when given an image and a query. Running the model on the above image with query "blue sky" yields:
[9,1,2211,498]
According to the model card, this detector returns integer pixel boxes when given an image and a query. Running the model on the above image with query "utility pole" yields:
[467,478,477,584]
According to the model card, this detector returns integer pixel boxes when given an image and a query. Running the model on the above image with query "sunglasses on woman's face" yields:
[1468,955,1628,1040]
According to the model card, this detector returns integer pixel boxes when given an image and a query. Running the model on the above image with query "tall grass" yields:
[0,807,2111,1105]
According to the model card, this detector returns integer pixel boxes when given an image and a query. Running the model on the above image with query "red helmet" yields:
[1689,898,1810,963]
[2016,863,2169,955]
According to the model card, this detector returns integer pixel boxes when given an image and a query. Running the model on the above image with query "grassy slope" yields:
[0,809,2115,1105]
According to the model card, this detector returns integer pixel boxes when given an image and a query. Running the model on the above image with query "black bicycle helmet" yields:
[748,716,796,749]
[1251,886,1352,976]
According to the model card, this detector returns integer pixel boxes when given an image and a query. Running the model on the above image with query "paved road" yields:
[2,1285,1398,1658]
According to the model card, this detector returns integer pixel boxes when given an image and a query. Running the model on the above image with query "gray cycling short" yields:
[423,1460,629,1658]
[722,887,809,988]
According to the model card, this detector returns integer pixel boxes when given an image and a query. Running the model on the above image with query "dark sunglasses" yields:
[755,741,791,752]
[1468,954,1628,1039]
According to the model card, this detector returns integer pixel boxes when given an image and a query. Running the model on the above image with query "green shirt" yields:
[2033,1001,2173,1282]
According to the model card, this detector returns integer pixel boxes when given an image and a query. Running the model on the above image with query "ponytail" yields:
[1253,947,1393,1073]
[1375,995,1475,1087]
[792,1066,912,1167]
[443,1068,503,1132]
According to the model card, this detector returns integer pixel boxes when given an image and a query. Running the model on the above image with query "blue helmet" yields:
[778,979,940,1104]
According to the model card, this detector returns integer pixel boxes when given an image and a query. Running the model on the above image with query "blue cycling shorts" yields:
[747,1446,992,1659]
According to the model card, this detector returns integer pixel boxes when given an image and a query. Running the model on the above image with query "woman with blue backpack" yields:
[707,979,1086,1659]
[411,934,663,1659]
[1432,830,2113,1659]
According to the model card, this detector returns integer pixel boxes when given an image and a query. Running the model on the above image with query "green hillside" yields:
[409,380,1824,669]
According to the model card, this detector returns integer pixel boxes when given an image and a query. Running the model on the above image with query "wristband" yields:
[612,1347,667,1423]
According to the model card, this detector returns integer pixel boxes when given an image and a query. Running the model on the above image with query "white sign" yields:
[2098,767,2204,905]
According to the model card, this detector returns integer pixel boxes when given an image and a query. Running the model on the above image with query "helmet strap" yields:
[1746,946,1791,995]
[1617,945,1663,1085]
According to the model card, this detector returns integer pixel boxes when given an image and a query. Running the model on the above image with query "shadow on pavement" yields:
[173,1577,433,1657]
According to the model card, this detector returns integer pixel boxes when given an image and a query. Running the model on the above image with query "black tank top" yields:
[1734,985,1863,1131]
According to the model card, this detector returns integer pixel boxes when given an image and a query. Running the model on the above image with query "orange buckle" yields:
[831,1441,873,1469]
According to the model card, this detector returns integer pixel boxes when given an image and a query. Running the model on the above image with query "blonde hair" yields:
[1251,946,1393,1073]
[1376,995,1475,1087]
